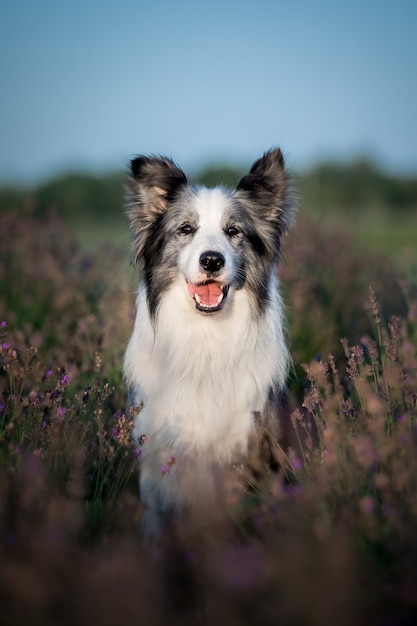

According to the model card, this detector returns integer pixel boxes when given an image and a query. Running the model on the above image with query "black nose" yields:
[199,251,225,274]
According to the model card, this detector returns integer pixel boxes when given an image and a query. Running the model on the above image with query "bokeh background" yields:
[1,3,417,624]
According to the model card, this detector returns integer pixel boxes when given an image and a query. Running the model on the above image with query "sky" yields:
[1,0,417,183]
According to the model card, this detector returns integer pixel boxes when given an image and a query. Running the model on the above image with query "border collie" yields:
[124,149,295,537]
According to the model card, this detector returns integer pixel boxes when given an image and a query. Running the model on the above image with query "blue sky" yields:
[1,0,416,183]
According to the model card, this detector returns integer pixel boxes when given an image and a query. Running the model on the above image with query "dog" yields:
[124,148,295,537]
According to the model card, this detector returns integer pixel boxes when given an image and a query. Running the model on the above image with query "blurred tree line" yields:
[0,159,416,224]
[298,159,417,213]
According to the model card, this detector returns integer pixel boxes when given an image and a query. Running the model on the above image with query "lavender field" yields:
[1,202,416,625]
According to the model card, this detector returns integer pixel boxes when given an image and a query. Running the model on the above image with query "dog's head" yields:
[126,149,295,317]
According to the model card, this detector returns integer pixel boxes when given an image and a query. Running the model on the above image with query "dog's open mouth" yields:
[186,280,229,313]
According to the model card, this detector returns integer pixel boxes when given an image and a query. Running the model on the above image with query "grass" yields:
[307,207,417,283]
[1,206,417,625]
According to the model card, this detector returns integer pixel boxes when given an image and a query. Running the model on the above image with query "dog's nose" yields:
[199,251,225,274]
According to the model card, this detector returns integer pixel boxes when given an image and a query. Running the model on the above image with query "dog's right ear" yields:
[126,156,188,263]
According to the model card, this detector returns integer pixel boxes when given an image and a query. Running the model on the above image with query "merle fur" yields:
[126,149,294,319]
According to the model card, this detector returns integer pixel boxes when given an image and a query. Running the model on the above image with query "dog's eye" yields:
[225,225,240,237]
[179,223,194,235]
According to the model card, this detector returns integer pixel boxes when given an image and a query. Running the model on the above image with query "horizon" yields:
[2,153,417,194]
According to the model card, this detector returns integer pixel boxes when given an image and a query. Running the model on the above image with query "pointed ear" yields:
[125,156,188,263]
[235,148,295,237]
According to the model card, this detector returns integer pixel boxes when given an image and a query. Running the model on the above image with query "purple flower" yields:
[45,369,53,379]
[133,447,142,458]
[1,342,10,350]
[160,465,170,475]
[60,374,70,386]
[56,406,68,418]
[0,402,4,412]
[1,321,7,328]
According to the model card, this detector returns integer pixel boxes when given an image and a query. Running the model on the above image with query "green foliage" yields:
[35,171,125,222]
[0,185,26,211]
[299,158,417,213]
[0,171,125,225]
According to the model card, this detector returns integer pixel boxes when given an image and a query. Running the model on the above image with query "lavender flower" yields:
[60,374,71,386]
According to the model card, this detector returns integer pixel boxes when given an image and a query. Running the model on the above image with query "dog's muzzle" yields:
[185,250,230,313]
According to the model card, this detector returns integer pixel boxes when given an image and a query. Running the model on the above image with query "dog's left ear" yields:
[126,156,188,263]
[235,148,295,238]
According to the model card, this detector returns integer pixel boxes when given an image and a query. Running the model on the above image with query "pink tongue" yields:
[189,282,223,306]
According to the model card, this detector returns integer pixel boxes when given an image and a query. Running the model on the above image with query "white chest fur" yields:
[124,275,288,462]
